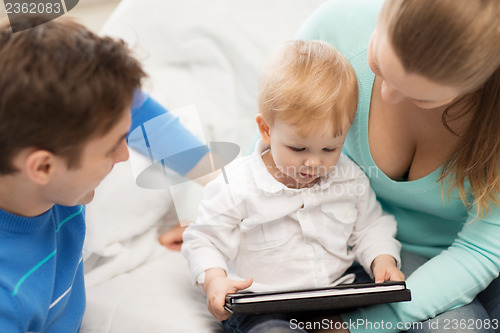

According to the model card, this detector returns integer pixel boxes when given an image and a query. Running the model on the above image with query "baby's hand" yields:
[371,254,405,283]
[203,269,253,321]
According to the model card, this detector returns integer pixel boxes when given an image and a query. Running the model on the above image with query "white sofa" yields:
[81,1,327,332]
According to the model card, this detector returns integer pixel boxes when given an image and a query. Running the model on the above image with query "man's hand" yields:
[371,254,405,283]
[203,268,253,321]
[158,224,187,251]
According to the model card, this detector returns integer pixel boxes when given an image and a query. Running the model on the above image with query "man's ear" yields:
[25,150,57,185]
[256,114,272,144]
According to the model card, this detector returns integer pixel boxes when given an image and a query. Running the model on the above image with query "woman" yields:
[295,0,499,332]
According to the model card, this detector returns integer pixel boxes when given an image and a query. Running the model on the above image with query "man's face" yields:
[48,110,131,206]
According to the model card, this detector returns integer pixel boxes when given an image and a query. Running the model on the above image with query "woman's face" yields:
[368,27,462,109]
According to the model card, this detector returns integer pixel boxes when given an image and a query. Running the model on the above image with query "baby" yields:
[182,40,404,330]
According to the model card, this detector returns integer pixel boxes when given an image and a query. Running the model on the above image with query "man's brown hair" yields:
[0,16,146,174]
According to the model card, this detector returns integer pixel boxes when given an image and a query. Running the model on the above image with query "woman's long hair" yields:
[380,0,500,218]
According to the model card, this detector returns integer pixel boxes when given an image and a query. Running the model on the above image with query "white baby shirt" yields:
[182,141,401,292]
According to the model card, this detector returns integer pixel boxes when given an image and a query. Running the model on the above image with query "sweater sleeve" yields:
[128,91,209,176]
[341,204,500,332]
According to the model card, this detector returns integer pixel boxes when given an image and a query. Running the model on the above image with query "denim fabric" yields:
[478,275,500,332]
[222,313,307,333]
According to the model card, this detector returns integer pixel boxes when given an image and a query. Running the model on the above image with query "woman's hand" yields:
[158,223,187,251]
[203,268,253,321]
[371,254,405,283]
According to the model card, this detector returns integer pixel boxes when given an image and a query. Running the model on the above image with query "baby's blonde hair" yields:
[258,40,358,137]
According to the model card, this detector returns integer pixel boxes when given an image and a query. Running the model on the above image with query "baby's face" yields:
[266,119,349,188]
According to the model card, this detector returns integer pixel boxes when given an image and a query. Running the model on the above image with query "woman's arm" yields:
[341,205,500,333]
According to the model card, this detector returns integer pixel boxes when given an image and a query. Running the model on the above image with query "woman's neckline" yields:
[357,69,443,188]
